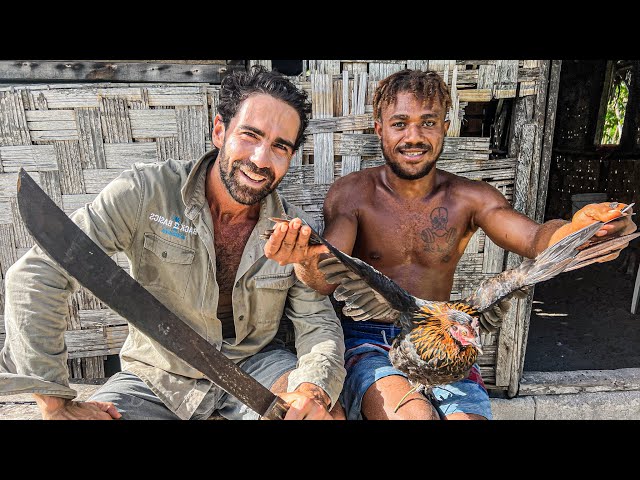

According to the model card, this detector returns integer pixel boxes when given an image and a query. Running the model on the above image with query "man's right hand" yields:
[263,217,328,267]
[33,394,122,420]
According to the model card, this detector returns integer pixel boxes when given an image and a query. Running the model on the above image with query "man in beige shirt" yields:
[0,66,346,420]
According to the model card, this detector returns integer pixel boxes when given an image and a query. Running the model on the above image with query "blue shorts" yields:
[339,319,493,420]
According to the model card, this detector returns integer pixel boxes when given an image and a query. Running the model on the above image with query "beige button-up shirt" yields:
[0,150,346,419]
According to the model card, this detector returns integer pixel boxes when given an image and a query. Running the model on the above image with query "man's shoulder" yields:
[131,157,196,183]
[438,169,495,195]
[328,167,379,197]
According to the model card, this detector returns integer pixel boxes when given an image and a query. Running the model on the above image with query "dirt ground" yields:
[523,250,640,372]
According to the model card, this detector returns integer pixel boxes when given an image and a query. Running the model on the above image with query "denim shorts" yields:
[339,319,493,420]
[89,340,297,420]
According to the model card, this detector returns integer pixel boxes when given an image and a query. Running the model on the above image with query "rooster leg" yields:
[393,384,445,419]
[418,386,447,420]
[393,385,418,413]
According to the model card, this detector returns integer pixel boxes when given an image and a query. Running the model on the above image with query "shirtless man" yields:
[264,69,637,420]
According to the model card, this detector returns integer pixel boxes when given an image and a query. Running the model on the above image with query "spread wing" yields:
[464,206,639,325]
[318,256,403,321]
[263,217,423,320]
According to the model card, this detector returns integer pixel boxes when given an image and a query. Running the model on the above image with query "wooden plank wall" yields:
[0,81,217,379]
[278,59,550,390]
[0,60,552,393]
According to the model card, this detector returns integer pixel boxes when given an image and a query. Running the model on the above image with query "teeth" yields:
[402,152,424,157]
[240,166,265,181]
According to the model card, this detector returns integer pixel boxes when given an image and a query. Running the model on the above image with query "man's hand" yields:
[573,202,636,238]
[549,202,637,263]
[263,218,328,267]
[277,382,334,420]
[33,394,122,420]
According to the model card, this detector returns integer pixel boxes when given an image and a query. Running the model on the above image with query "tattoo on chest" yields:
[421,207,457,261]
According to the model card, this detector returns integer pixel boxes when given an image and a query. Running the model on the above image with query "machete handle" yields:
[260,395,290,420]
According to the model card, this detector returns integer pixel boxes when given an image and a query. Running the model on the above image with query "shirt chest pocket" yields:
[137,233,196,299]
[252,271,297,324]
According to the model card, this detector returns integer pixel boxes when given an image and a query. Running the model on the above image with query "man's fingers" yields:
[263,222,288,257]
[281,219,301,252]
[96,401,122,419]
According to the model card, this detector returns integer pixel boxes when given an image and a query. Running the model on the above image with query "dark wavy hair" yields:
[373,69,452,122]
[217,65,311,151]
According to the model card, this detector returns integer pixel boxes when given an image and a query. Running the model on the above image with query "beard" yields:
[218,144,280,205]
[381,136,442,180]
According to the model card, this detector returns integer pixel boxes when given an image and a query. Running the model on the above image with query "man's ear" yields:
[374,120,382,139]
[212,114,225,148]
[444,119,450,135]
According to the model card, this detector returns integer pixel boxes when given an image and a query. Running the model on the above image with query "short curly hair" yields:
[372,69,452,122]
[217,65,311,151]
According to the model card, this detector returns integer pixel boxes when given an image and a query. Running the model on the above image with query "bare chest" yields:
[355,199,471,267]
[213,221,256,293]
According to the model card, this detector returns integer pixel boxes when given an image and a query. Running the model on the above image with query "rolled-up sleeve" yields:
[284,280,346,408]
[0,167,143,396]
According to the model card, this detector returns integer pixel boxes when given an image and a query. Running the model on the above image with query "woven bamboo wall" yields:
[0,60,547,390]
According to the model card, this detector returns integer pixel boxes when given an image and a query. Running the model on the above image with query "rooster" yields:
[262,203,638,407]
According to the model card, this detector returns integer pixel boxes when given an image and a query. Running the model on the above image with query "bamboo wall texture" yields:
[0,60,549,391]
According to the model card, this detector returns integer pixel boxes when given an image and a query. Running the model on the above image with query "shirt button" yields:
[235,281,240,288]
[161,251,167,258]
[239,315,244,321]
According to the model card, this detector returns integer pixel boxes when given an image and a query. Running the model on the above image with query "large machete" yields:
[16,168,289,420]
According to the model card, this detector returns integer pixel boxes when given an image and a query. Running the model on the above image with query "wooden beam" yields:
[519,368,640,395]
[0,61,244,84]
[535,60,562,223]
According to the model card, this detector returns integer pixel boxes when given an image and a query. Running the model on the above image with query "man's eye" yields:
[392,122,405,128]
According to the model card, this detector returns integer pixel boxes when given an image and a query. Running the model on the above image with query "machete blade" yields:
[16,168,288,420]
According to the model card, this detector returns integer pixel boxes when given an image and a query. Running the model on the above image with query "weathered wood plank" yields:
[519,368,640,395]
[0,145,57,172]
[535,60,562,223]
[306,114,373,134]
[128,109,177,138]
[82,169,122,194]
[54,141,85,194]
[0,199,10,224]
[494,60,519,98]
[368,62,405,81]
[0,90,31,146]
[104,143,158,169]
[62,193,97,215]
[482,237,506,274]
[25,108,79,141]
[0,171,41,197]
[308,60,341,75]
[39,170,63,209]
[64,325,129,358]
[0,61,240,84]
[176,105,207,162]
[311,73,334,185]
[10,197,33,248]
[457,89,493,102]
[341,70,367,176]
[156,137,179,163]
[76,107,106,169]
[0,224,17,276]
[100,97,133,143]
